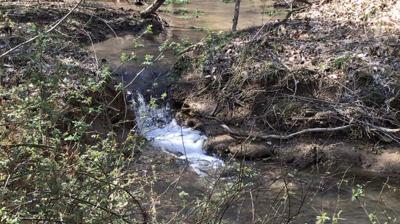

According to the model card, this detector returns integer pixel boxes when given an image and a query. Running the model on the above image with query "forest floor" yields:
[172,0,400,174]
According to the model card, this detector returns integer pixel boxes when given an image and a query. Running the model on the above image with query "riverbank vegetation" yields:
[0,2,159,222]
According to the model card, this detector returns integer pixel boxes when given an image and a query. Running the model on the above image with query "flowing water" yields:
[90,1,400,222]
[92,0,281,174]
[133,91,223,175]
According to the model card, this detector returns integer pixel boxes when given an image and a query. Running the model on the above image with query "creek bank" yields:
[171,0,400,174]
[0,1,166,143]
[0,1,166,46]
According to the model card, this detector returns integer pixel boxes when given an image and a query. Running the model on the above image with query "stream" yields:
[90,0,276,174]
[90,1,400,223]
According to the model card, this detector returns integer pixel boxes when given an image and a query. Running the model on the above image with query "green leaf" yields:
[178,191,189,199]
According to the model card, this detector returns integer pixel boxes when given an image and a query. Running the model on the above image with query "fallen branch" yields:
[140,0,165,18]
[0,0,83,59]
[178,42,203,55]
[221,124,352,140]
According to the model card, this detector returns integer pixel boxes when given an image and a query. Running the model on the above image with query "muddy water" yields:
[92,0,281,99]
[134,148,400,223]
[160,0,278,30]
[90,1,400,223]
[89,0,277,30]
[92,0,280,64]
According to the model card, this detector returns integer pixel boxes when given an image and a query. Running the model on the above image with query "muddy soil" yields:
[171,0,400,174]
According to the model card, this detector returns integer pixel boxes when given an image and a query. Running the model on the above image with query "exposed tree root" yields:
[221,124,352,140]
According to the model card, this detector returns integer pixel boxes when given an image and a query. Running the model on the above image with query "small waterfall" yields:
[131,92,224,175]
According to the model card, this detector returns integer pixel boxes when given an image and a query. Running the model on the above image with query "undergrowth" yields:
[0,24,148,223]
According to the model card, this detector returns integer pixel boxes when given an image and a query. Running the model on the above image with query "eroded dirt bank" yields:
[171,0,400,174]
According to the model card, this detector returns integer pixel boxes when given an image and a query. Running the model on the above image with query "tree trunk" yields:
[232,0,241,32]
[140,0,165,18]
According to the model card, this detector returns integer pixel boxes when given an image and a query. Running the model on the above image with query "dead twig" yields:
[80,28,99,69]
[370,125,400,133]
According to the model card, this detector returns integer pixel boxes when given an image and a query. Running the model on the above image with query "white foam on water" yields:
[132,92,224,175]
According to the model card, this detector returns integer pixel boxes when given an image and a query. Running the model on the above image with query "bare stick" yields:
[0,143,56,149]
[0,0,83,59]
[371,126,400,133]
[81,28,99,69]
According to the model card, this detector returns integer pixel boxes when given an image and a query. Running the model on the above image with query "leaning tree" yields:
[140,0,166,17]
